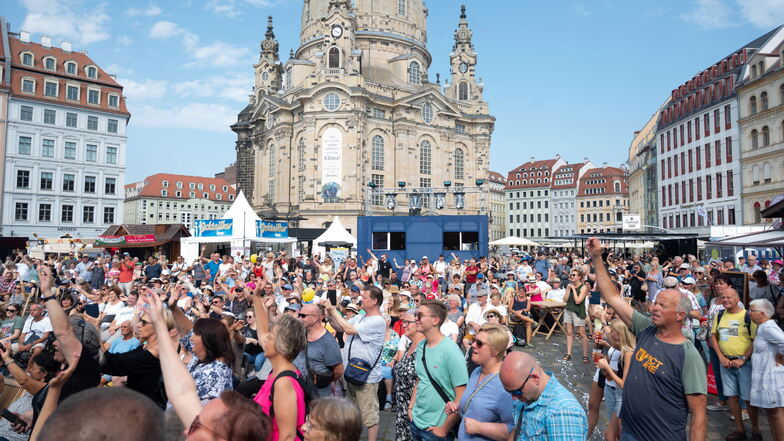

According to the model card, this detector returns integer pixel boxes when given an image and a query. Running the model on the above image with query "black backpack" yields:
[268,370,316,440]
[716,309,751,336]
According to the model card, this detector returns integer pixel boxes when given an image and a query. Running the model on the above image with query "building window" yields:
[107,119,118,133]
[455,123,465,134]
[371,135,384,171]
[65,61,76,74]
[297,139,306,172]
[20,105,33,121]
[86,66,97,79]
[43,109,56,124]
[61,205,73,222]
[268,145,276,177]
[18,136,31,155]
[62,141,76,160]
[15,203,28,221]
[84,176,96,193]
[44,81,58,97]
[108,94,119,107]
[41,139,54,157]
[43,57,55,70]
[454,148,464,180]
[83,206,95,223]
[22,78,34,93]
[328,47,340,68]
[16,170,30,188]
[421,103,433,124]
[105,177,116,194]
[21,53,33,66]
[397,0,406,15]
[65,112,77,127]
[103,146,118,164]
[87,116,98,130]
[65,85,79,101]
[323,92,340,111]
[458,82,468,100]
[161,189,168,197]
[750,96,757,115]
[371,108,385,118]
[85,144,97,161]
[419,140,431,175]
[724,104,731,129]
[760,91,768,111]
[761,126,770,146]
[371,174,384,205]
[63,174,75,191]
[39,204,51,222]
[408,61,421,85]
[175,190,182,197]
[87,89,100,104]
[727,170,734,196]
[751,129,759,148]
[420,178,431,208]
[103,207,115,224]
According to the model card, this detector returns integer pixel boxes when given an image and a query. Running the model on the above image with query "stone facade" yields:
[504,157,565,240]
[233,1,494,233]
[628,105,664,230]
[487,171,505,241]
[576,166,629,234]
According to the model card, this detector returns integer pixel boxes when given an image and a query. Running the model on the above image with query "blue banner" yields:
[256,220,289,238]
[194,219,233,237]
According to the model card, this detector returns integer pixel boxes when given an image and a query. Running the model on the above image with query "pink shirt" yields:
[254,371,306,441]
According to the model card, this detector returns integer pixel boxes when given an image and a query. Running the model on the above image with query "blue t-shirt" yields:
[533,259,551,277]
[458,368,515,441]
[108,337,141,354]
[205,260,221,282]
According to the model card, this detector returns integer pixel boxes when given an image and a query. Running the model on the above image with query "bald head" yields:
[500,352,548,404]
[301,304,322,316]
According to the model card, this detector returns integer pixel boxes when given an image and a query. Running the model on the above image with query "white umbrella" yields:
[489,236,540,247]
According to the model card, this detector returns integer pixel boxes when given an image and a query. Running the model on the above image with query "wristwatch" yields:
[40,294,58,302]
[737,356,746,361]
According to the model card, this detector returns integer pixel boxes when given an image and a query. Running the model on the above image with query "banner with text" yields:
[96,234,156,246]
[194,219,233,237]
[256,220,289,238]
[321,127,343,202]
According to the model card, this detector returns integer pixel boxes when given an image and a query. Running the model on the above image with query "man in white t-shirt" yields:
[440,318,460,342]
[104,291,140,342]
[462,289,493,350]
[433,255,448,293]
[546,279,566,302]
[14,303,52,357]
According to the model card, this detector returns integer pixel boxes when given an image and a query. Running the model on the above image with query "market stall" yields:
[95,224,191,259]
[312,216,357,259]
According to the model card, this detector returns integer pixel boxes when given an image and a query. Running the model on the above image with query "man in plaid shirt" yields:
[500,351,588,440]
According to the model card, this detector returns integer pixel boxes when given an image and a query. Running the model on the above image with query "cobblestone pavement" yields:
[366,332,774,441]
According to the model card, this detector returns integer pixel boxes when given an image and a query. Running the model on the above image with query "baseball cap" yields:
[722,257,734,263]
[201,285,214,292]
[350,285,361,293]
[284,304,301,312]
[476,273,485,279]
[476,289,489,297]
[422,256,428,260]
[681,276,696,285]
[679,263,690,269]
[282,284,293,290]
[663,276,679,288]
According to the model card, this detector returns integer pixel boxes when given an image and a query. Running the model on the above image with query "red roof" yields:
[488,171,505,183]
[504,159,560,189]
[125,174,236,202]
[550,163,587,189]
[7,34,129,116]
[577,167,629,197]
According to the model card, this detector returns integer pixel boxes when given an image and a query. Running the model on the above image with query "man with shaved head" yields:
[299,303,343,397]
[587,237,707,441]
[500,351,587,440]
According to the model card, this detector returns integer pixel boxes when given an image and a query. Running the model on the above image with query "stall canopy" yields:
[489,236,540,247]
[96,224,191,248]
[313,216,357,257]
[706,229,784,248]
[180,190,296,261]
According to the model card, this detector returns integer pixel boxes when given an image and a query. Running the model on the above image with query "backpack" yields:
[716,309,751,336]
[268,370,315,441]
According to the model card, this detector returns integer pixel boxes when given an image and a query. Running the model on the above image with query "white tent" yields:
[180,190,296,261]
[489,236,540,247]
[312,216,357,258]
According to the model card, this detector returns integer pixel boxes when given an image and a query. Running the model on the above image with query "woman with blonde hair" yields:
[302,397,362,441]
[596,319,636,441]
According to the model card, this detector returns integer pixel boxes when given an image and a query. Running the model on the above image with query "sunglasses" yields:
[505,367,535,398]
[298,313,317,318]
[6,309,16,313]
[472,338,487,348]
[416,312,434,320]
[486,314,498,319]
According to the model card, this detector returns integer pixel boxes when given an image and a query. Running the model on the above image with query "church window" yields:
[408,61,421,85]
[262,71,269,81]
[285,67,292,89]
[422,103,433,124]
[372,135,384,171]
[397,0,406,15]
[297,139,305,172]
[454,148,465,180]
[458,81,468,100]
[328,47,340,68]
[762,126,770,146]
[268,146,276,177]
[323,92,341,111]
[455,123,465,134]
[760,91,768,111]
[750,96,757,115]
[419,140,431,175]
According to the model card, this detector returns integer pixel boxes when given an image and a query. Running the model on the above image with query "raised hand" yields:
[586,237,603,260]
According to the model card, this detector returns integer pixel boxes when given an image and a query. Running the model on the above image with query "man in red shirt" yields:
[118,253,135,294]
[464,258,479,294]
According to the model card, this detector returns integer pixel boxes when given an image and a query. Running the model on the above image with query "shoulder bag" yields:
[344,317,383,386]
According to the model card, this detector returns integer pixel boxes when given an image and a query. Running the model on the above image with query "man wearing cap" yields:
[677,263,692,281]
[679,276,705,343]
[462,289,493,350]
[466,273,488,305]
[545,279,565,302]
[75,255,93,285]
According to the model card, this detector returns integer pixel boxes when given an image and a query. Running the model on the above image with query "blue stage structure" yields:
[357,215,489,268]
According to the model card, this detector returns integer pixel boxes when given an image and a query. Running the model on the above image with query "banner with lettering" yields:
[194,219,233,237]
[256,220,288,238]
[95,235,156,246]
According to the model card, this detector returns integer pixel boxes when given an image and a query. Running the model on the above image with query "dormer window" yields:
[86,66,97,79]
[21,52,33,66]
[216,193,222,200]
[162,180,169,187]
[65,61,77,75]
[44,57,56,70]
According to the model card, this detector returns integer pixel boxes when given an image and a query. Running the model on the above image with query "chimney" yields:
[19,31,30,43]
[61,41,72,52]
[41,35,51,48]
[583,157,589,163]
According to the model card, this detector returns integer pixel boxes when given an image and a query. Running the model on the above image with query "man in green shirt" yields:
[409,300,468,440]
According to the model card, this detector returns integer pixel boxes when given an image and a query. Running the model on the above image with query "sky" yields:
[4,0,784,182]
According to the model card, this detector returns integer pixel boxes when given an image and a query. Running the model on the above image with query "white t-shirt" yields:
[113,306,136,325]
[22,316,53,341]
[464,302,493,335]
[440,320,460,341]
[546,287,566,302]
[99,301,126,316]
[535,281,552,294]
[15,263,30,282]
[433,261,448,278]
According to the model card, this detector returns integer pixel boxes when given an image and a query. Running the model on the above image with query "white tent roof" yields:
[219,190,261,239]
[314,217,357,247]
[489,236,540,247]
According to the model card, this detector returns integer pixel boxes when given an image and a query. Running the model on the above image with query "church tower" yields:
[254,16,282,94]
[445,5,484,104]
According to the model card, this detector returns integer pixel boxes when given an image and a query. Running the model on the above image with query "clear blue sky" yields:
[5,0,783,181]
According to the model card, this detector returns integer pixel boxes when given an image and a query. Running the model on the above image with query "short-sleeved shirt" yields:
[22,316,53,342]
[0,316,24,340]
[620,311,706,441]
[118,261,135,283]
[343,314,386,384]
[306,331,343,377]
[108,337,141,354]
[205,260,221,282]
[711,309,756,357]
[458,368,515,441]
[412,337,469,429]
[512,375,587,441]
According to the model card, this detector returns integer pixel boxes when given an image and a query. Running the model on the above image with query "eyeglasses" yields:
[486,314,498,319]
[5,309,16,313]
[298,313,317,318]
[472,338,487,348]
[402,319,417,325]
[187,415,220,437]
[505,367,535,398]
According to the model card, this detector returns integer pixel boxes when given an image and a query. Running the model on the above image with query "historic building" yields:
[123,174,236,232]
[487,171,505,241]
[628,104,665,230]
[0,27,130,239]
[576,166,629,234]
[504,157,565,239]
[655,29,782,233]
[233,1,494,236]
[736,28,784,225]
[550,160,592,237]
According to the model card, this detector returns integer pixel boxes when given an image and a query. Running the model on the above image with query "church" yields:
[232,0,495,237]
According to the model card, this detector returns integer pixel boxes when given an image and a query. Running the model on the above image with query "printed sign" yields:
[95,234,156,246]
[256,220,288,238]
[622,214,641,231]
[194,219,233,237]
[321,127,342,202]
[126,234,156,243]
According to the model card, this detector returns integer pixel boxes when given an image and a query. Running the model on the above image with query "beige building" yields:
[233,1,494,234]
[737,32,784,224]
[488,171,505,241]
[577,166,630,234]
[627,105,664,229]
[124,174,235,231]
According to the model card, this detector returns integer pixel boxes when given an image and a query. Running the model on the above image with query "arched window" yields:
[762,126,770,146]
[43,56,56,70]
[65,61,77,75]
[454,148,464,180]
[21,52,33,66]
[328,47,340,68]
[408,61,421,85]
[268,145,276,177]
[86,66,97,79]
[752,165,760,184]
[751,65,758,78]
[754,202,762,223]
[614,182,621,192]
[780,84,784,106]
[751,129,759,148]
[761,91,769,111]
[371,135,384,171]
[763,162,772,182]
[297,139,305,172]
[419,140,431,175]
[458,82,468,100]
[750,96,757,115]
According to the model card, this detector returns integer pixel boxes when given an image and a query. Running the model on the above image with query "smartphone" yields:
[1,409,26,428]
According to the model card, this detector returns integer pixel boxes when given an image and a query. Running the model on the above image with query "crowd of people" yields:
[0,241,782,441]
